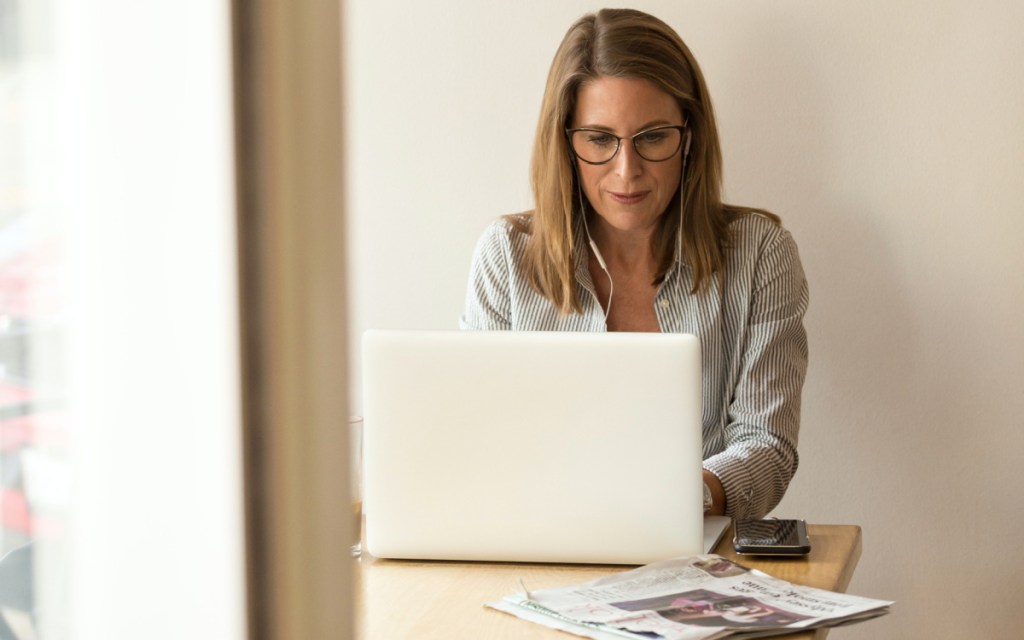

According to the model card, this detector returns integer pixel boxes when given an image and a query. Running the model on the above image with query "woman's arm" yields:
[460,221,514,331]
[703,228,809,518]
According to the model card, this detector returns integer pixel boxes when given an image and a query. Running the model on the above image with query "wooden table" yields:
[354,524,862,639]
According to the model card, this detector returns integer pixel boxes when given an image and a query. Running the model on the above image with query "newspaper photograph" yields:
[487,555,891,640]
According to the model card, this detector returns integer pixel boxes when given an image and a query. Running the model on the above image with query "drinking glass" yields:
[349,415,363,556]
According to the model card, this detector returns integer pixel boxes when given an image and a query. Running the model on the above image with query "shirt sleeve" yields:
[702,228,809,519]
[459,221,514,331]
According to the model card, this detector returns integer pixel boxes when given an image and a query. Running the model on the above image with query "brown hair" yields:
[512,8,777,314]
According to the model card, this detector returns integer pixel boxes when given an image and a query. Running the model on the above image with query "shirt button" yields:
[659,299,670,310]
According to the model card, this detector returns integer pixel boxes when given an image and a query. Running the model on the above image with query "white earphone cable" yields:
[578,182,613,321]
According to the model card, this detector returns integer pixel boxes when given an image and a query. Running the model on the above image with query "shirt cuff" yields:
[703,451,757,519]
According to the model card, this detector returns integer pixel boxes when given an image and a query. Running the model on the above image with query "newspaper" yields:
[487,555,891,640]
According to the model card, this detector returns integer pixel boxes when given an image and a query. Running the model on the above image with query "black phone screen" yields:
[733,519,810,555]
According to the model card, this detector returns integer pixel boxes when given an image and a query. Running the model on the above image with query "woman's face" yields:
[571,76,684,238]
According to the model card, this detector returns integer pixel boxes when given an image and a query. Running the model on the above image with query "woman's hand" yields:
[703,469,726,516]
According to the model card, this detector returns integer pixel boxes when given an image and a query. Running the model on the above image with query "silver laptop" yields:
[361,330,725,564]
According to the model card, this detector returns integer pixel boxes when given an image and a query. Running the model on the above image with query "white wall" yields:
[345,1,1024,637]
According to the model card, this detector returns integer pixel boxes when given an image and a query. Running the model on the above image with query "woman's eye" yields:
[639,132,668,144]
[586,133,616,146]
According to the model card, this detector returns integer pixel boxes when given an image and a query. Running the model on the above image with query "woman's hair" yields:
[513,8,778,315]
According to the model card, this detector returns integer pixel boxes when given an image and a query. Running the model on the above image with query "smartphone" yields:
[733,518,811,556]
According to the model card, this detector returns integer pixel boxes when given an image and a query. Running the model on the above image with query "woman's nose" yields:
[612,140,644,178]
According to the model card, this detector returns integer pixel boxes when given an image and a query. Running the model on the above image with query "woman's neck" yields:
[588,216,659,275]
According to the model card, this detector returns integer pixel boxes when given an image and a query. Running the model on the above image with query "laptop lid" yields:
[361,330,705,565]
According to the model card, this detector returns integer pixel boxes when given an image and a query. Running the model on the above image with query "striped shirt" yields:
[460,212,809,519]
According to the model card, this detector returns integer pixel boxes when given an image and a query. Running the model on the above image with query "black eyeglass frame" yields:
[565,124,688,165]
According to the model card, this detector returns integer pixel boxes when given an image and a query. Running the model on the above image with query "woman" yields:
[460,8,808,520]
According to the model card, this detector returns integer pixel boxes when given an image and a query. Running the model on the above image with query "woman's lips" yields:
[608,191,649,204]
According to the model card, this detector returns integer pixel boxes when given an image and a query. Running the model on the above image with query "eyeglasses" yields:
[566,124,687,165]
